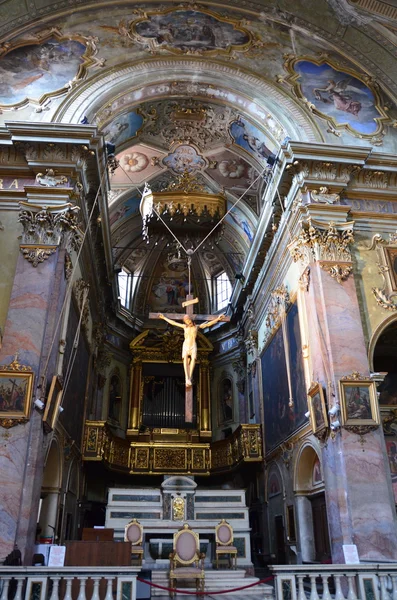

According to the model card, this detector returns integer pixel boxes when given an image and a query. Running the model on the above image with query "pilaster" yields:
[289,215,397,562]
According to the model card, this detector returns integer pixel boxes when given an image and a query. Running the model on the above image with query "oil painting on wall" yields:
[0,38,87,106]
[261,303,307,451]
[60,300,90,446]
[287,57,386,137]
[229,118,274,163]
[386,439,397,503]
[218,376,234,425]
[0,368,33,422]
[132,8,250,55]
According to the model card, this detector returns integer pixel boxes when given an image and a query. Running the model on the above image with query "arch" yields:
[294,441,323,494]
[266,461,285,501]
[368,312,397,371]
[53,59,321,143]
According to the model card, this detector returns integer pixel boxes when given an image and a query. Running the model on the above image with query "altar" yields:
[105,476,253,570]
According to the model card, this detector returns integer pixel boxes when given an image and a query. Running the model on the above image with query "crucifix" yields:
[150,255,230,423]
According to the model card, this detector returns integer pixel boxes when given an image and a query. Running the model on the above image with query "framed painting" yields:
[283,54,392,141]
[0,356,34,428]
[43,375,63,432]
[307,382,328,439]
[218,375,234,425]
[339,374,380,430]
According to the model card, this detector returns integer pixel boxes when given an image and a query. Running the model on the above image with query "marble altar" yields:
[105,476,252,569]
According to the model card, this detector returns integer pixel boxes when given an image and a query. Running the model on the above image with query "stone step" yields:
[150,569,274,597]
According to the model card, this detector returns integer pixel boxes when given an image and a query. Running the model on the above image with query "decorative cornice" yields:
[288,218,355,284]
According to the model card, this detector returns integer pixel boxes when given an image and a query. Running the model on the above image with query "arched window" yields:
[118,269,132,310]
[214,271,232,311]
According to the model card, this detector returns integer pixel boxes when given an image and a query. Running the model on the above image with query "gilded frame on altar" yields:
[339,375,380,428]
[307,382,328,437]
[43,375,63,432]
[282,54,391,141]
[0,358,34,427]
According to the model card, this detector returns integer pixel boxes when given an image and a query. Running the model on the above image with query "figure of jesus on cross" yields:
[150,295,230,423]
[158,312,228,387]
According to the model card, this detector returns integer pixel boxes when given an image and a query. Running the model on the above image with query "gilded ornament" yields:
[289,218,354,284]
[369,230,397,311]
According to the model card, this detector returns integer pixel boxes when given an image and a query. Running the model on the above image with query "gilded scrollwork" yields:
[369,231,397,311]
[289,218,354,284]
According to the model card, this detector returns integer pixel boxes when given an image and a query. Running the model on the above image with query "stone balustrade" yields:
[273,564,397,600]
[0,567,139,600]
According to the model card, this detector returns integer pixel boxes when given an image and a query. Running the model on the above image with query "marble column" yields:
[295,495,316,563]
[299,245,397,562]
[0,202,80,562]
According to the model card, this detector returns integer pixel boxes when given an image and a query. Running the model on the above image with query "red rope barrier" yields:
[136,575,274,595]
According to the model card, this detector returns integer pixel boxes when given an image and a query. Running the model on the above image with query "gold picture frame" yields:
[307,382,328,440]
[282,54,392,141]
[43,375,63,432]
[339,373,380,434]
[0,355,34,428]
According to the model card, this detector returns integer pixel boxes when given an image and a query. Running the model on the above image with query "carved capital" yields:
[289,218,354,284]
[18,202,82,266]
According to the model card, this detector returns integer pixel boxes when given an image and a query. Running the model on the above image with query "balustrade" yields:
[0,567,138,600]
[274,565,397,600]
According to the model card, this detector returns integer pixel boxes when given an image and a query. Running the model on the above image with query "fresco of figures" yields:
[163,145,206,174]
[294,60,381,135]
[103,111,144,146]
[0,38,86,105]
[133,9,250,53]
[229,118,274,163]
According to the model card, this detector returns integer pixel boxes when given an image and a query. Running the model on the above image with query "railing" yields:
[0,567,140,600]
[273,564,397,600]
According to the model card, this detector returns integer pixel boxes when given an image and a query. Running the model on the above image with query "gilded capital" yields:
[18,202,82,267]
[288,218,355,284]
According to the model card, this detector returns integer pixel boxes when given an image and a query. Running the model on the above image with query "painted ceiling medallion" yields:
[0,27,104,110]
[101,6,253,57]
[163,145,206,174]
[282,54,395,142]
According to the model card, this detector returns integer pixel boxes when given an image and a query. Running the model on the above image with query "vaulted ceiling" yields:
[1,0,397,323]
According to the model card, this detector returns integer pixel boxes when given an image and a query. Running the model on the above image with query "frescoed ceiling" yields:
[1,0,397,323]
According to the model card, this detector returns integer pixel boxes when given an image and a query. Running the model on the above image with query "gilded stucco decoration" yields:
[18,202,82,267]
[0,27,104,110]
[288,218,355,284]
[369,231,397,311]
[282,54,395,143]
[101,6,254,58]
[263,284,290,344]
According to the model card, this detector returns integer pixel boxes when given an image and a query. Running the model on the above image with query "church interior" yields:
[1,0,397,589]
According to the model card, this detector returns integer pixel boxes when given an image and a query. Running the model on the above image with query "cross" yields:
[150,294,230,423]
